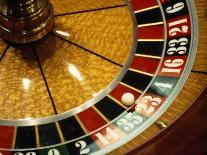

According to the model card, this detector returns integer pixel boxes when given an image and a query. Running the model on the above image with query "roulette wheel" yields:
[0,0,206,154]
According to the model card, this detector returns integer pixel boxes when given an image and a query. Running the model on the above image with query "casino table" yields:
[0,0,206,154]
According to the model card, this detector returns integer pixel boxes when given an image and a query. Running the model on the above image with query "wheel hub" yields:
[0,0,54,43]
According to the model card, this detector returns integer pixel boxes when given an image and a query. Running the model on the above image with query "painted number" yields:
[116,112,144,131]
[167,38,188,55]
[95,127,119,146]
[48,149,60,155]
[161,59,184,74]
[14,153,24,155]
[135,96,162,115]
[26,153,36,155]
[13,150,61,155]
[166,2,185,13]
[75,141,90,154]
[14,153,36,155]
[168,18,188,36]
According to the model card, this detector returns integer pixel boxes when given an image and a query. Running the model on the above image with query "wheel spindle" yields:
[0,0,54,43]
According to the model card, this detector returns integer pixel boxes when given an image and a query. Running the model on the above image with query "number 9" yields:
[166,2,184,14]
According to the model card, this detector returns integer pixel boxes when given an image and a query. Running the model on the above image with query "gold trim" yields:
[138,39,164,42]
[35,126,40,148]
[135,54,162,59]
[138,22,164,28]
[75,115,89,134]
[119,82,143,94]
[129,68,154,77]
[134,5,159,14]
[12,127,17,149]
[93,106,109,123]
[55,122,65,143]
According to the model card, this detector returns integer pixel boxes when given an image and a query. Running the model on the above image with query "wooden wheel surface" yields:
[0,0,206,154]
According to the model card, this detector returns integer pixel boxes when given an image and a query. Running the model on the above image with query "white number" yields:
[161,59,184,74]
[169,26,188,36]
[14,153,36,155]
[26,153,36,155]
[117,112,143,131]
[136,103,154,115]
[168,18,188,36]
[166,2,185,13]
[142,96,161,106]
[48,149,60,155]
[164,59,184,68]
[168,18,187,27]
[135,96,161,115]
[14,153,24,155]
[167,38,188,55]
[95,127,119,146]
[75,141,90,154]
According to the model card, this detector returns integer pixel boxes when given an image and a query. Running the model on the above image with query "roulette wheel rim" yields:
[94,0,199,153]
[0,0,201,154]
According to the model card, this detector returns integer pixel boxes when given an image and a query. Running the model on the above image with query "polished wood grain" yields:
[192,0,207,72]
[53,6,133,65]
[35,3,133,114]
[51,0,126,15]
[0,46,55,120]
[35,35,121,113]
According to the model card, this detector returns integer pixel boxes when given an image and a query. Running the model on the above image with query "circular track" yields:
[0,0,205,154]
